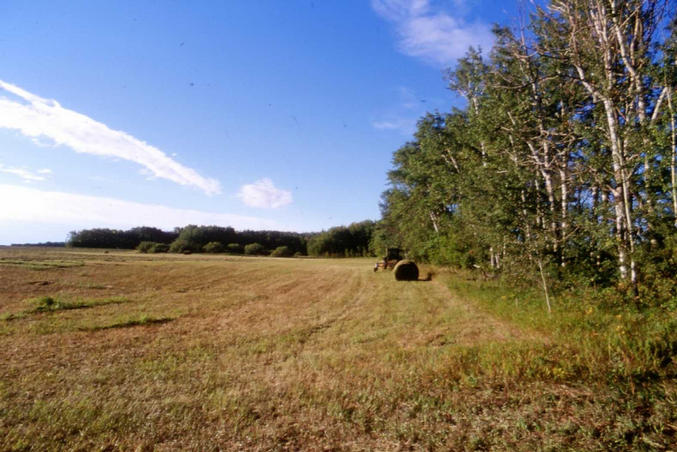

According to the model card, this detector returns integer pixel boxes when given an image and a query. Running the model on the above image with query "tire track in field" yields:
[315,267,545,349]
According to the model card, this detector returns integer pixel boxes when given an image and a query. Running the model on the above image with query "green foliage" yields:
[69,227,177,249]
[377,5,677,307]
[137,241,169,253]
[244,243,266,256]
[173,225,308,255]
[270,245,293,257]
[2,296,128,320]
[442,270,677,389]
[83,315,173,331]
[202,241,224,253]
[136,242,154,253]
[175,225,236,251]
[425,232,479,268]
[169,239,196,254]
[307,220,375,257]
[31,295,60,311]
[69,225,310,254]
[149,243,169,253]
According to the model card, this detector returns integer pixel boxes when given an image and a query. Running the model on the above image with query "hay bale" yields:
[393,259,419,281]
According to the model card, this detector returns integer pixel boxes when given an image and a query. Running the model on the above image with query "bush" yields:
[244,243,266,256]
[226,243,243,254]
[294,251,304,258]
[137,241,169,253]
[271,246,293,257]
[137,241,155,253]
[149,243,169,253]
[169,239,195,253]
[202,241,224,253]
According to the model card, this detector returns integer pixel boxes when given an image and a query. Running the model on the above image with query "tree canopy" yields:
[379,0,677,299]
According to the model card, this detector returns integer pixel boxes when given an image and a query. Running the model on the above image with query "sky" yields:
[0,0,520,244]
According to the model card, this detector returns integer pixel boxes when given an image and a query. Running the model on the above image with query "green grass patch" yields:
[0,258,84,270]
[441,271,677,385]
[81,314,174,331]
[1,295,129,321]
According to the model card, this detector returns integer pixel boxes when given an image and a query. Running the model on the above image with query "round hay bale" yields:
[393,259,419,281]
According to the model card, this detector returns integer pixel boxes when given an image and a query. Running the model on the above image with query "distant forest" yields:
[375,0,677,302]
[67,221,377,257]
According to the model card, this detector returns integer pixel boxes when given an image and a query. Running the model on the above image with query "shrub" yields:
[149,243,169,253]
[293,251,304,258]
[169,239,195,253]
[137,241,155,253]
[203,241,224,253]
[244,243,266,256]
[271,246,293,257]
[226,243,243,254]
[137,241,169,253]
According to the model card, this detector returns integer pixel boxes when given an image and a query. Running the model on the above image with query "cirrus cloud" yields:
[0,79,221,195]
[237,178,292,209]
[371,0,494,66]
[0,164,52,182]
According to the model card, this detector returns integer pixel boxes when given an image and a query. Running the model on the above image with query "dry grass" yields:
[0,247,674,450]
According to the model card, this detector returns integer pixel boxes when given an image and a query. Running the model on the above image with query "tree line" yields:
[306,220,376,257]
[67,226,310,255]
[67,222,377,257]
[378,0,677,298]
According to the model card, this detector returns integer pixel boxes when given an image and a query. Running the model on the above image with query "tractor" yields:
[373,247,403,271]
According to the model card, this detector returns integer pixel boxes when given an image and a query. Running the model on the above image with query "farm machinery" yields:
[374,247,420,281]
[373,247,403,271]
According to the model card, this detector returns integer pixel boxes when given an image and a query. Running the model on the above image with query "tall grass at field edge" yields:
[439,269,677,388]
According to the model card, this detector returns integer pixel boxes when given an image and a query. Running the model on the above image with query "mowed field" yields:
[0,248,672,451]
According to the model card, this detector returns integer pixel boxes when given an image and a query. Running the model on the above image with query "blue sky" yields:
[0,0,519,244]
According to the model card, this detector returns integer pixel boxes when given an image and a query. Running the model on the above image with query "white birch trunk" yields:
[669,90,677,227]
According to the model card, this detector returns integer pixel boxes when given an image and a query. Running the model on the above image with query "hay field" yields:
[1,248,671,450]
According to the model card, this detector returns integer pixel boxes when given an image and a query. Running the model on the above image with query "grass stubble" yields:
[0,248,674,450]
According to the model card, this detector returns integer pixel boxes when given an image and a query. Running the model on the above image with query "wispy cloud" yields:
[0,164,52,182]
[237,178,292,209]
[372,86,427,135]
[371,0,494,66]
[0,80,221,195]
[372,118,417,135]
[0,184,278,231]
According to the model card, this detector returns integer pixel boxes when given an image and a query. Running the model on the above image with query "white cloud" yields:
[0,164,51,182]
[0,80,221,195]
[371,0,430,21]
[237,178,292,209]
[0,184,278,231]
[372,118,417,135]
[372,86,426,135]
[371,0,494,66]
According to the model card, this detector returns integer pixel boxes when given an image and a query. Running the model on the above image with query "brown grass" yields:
[0,247,674,450]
